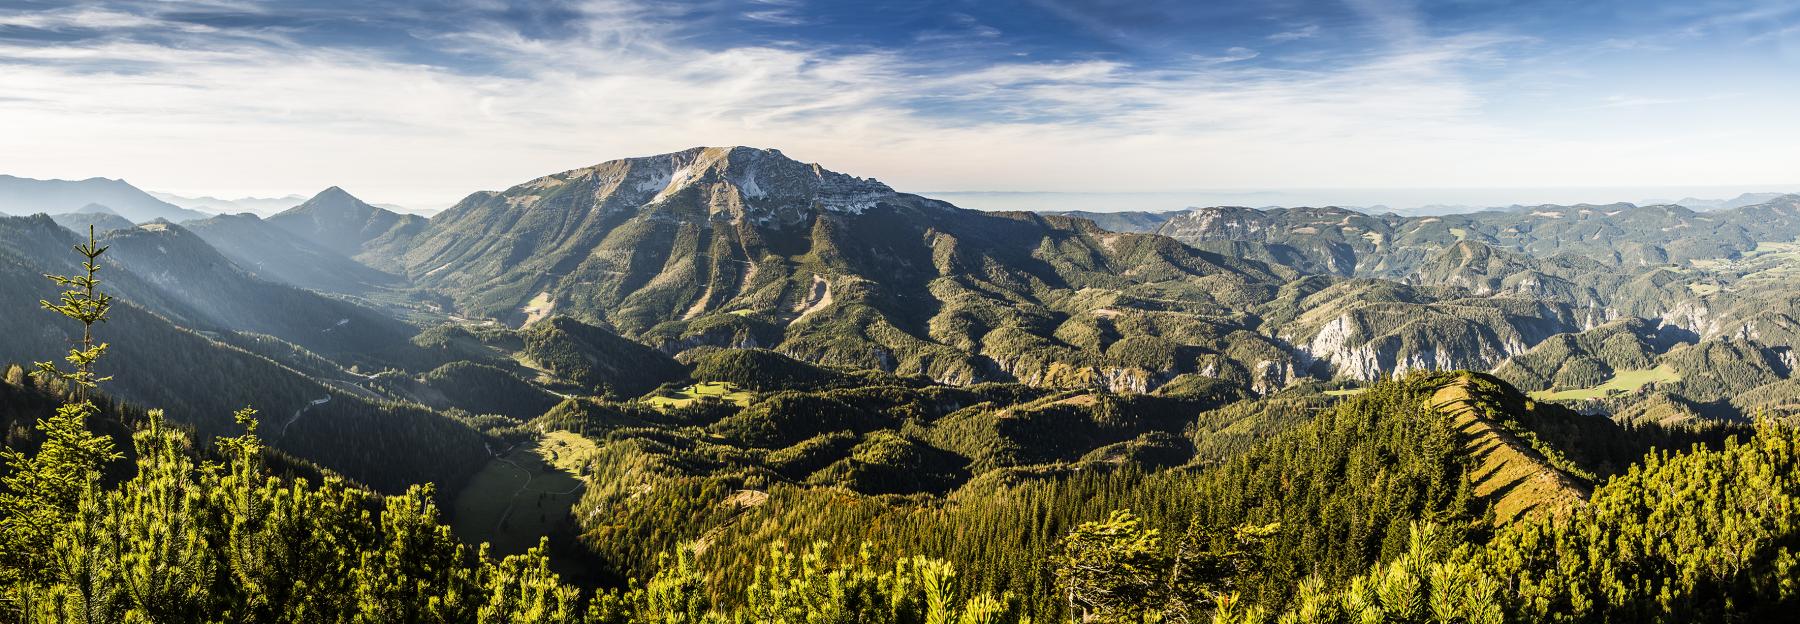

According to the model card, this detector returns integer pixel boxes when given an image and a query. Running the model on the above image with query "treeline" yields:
[419,361,562,420]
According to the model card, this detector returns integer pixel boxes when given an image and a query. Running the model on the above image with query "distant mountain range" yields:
[6,146,1800,410]
[152,190,420,217]
[0,174,206,222]
[150,191,309,216]
[1645,192,1790,211]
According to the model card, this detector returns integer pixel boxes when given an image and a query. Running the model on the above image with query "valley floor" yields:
[451,430,594,556]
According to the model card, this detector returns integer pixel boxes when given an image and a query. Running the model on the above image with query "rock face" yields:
[1269,278,1582,382]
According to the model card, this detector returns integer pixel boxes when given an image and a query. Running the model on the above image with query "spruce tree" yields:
[0,225,121,592]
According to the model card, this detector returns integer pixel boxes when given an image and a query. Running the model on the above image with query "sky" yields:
[1,0,1798,212]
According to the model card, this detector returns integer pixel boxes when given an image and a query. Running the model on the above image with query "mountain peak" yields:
[269,184,424,257]
[280,186,387,223]
[301,185,365,208]
[519,146,899,219]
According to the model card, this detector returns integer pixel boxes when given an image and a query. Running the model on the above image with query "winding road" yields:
[280,395,331,437]
[487,439,583,535]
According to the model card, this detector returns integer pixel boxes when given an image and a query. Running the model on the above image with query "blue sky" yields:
[1,0,1797,210]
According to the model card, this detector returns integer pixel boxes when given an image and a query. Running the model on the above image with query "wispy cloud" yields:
[1583,93,1744,110]
[742,0,809,26]
[0,7,161,29]
[1267,24,1319,43]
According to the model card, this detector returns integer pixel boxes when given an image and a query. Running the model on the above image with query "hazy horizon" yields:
[147,181,1800,217]
[12,167,1798,218]
[924,184,1800,214]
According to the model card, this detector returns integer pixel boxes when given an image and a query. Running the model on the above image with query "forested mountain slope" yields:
[101,221,423,368]
[182,211,406,294]
[1259,419,1800,624]
[383,146,1300,393]
[0,217,485,493]
[536,366,1712,618]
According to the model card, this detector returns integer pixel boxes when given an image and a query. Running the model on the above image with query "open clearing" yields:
[451,430,596,556]
[521,291,556,326]
[645,381,754,409]
[1690,241,1800,293]
[1433,375,1587,524]
[1530,365,1680,401]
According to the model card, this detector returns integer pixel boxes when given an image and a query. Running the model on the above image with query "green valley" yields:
[4,146,1800,624]
[1529,365,1682,401]
[453,431,597,557]
[644,382,754,409]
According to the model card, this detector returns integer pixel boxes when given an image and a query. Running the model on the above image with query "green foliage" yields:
[1264,420,1800,623]
[805,431,967,495]
[31,226,114,398]
[0,403,120,590]
[592,544,1029,624]
[522,317,687,397]
[688,349,857,392]
[421,361,561,420]
[629,375,1482,620]
[1054,510,1171,622]
[0,226,122,592]
[5,408,587,623]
